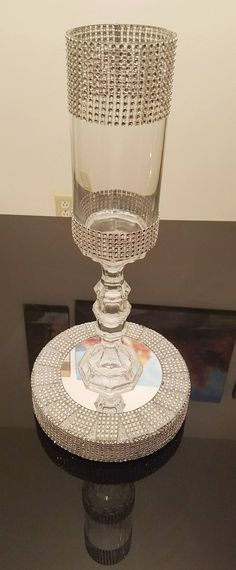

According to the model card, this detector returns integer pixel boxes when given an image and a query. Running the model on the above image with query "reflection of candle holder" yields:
[83,482,134,565]
[31,24,190,462]
[35,419,184,565]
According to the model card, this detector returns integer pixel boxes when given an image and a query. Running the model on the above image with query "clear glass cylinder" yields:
[66,24,177,265]
[71,118,166,232]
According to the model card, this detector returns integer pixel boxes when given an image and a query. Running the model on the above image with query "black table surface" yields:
[1,212,236,569]
[1,403,236,570]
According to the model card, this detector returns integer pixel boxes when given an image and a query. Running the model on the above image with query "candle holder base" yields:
[31,322,190,462]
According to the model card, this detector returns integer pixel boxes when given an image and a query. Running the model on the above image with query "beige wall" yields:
[0,1,235,220]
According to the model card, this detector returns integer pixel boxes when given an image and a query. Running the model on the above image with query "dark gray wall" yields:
[0,215,235,431]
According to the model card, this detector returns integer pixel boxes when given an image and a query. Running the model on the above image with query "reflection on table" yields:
[35,420,184,565]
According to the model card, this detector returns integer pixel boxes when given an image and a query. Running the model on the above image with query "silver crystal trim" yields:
[31,323,190,462]
[72,213,159,261]
[66,24,177,125]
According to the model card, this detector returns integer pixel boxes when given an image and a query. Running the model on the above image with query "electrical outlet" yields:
[55,195,72,217]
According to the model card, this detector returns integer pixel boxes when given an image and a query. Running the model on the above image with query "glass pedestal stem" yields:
[93,266,131,340]
[78,265,142,412]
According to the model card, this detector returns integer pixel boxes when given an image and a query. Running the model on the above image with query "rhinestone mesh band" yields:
[31,322,190,462]
[72,214,159,261]
[66,24,177,125]
[77,189,156,226]
[72,189,159,261]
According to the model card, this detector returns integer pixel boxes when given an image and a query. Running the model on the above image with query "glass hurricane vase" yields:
[66,24,177,412]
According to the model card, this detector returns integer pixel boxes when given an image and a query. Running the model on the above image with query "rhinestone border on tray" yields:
[31,322,190,462]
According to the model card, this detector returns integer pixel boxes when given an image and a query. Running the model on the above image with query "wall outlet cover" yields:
[55,195,72,217]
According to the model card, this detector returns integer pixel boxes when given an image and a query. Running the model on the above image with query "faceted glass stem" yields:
[94,266,131,338]
[78,264,142,412]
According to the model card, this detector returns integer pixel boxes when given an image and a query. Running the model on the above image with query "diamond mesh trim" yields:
[72,190,159,261]
[66,24,177,125]
[72,214,159,261]
[77,189,155,226]
[31,323,191,462]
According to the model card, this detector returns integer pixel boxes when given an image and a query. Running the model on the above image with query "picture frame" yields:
[75,301,236,403]
[24,304,70,371]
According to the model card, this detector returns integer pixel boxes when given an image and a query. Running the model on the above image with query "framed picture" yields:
[24,304,69,371]
[232,380,236,399]
[75,301,236,403]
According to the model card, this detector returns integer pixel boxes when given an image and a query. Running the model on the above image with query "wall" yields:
[0,1,235,220]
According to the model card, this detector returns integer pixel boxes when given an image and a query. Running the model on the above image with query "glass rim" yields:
[65,23,177,45]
